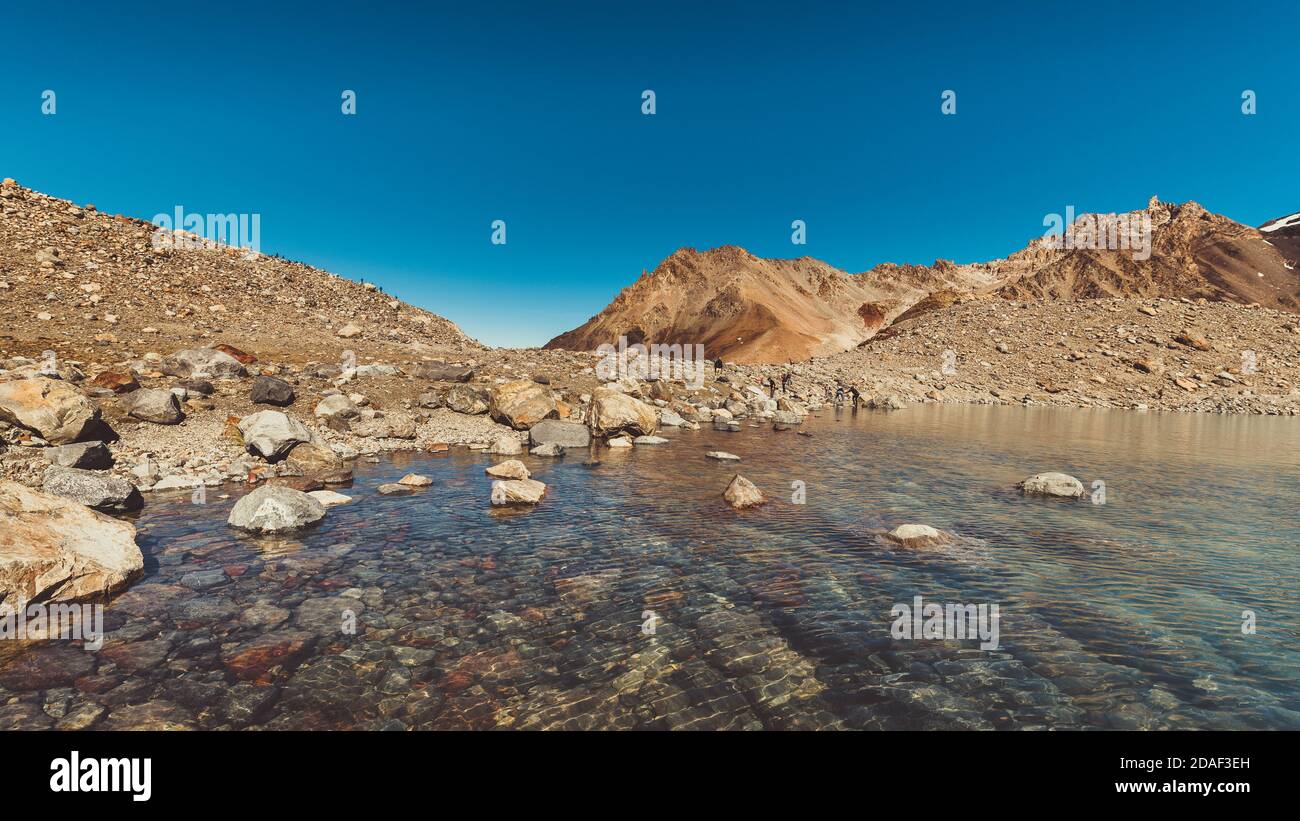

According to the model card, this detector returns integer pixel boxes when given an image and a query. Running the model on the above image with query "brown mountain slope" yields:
[549,198,1300,364]
[0,179,480,367]
[545,246,993,364]
[993,198,1300,310]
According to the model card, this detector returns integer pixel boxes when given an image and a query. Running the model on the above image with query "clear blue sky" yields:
[4,1,1297,347]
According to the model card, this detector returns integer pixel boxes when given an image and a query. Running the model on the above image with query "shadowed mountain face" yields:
[1260,211,1300,280]
[547,199,1300,363]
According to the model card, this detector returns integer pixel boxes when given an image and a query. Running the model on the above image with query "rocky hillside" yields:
[548,198,1300,363]
[0,178,480,369]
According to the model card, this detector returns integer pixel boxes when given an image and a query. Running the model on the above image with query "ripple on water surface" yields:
[3,405,1296,730]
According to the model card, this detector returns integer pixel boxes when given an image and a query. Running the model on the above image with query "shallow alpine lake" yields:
[3,404,1298,730]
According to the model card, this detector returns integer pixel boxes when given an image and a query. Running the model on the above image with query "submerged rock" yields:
[529,442,565,457]
[884,524,952,549]
[284,442,352,483]
[307,490,352,507]
[723,474,765,509]
[0,480,143,606]
[227,485,326,533]
[1018,472,1084,498]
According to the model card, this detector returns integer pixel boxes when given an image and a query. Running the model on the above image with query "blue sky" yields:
[4,1,1297,347]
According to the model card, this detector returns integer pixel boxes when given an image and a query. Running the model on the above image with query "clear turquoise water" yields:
[3,404,1296,729]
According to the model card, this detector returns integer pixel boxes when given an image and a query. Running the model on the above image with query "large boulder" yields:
[161,348,247,380]
[124,388,184,424]
[1018,472,1084,498]
[528,419,591,449]
[490,478,547,506]
[41,466,143,513]
[485,460,530,479]
[490,380,558,430]
[588,388,658,437]
[237,411,315,462]
[444,385,489,415]
[0,480,144,606]
[250,376,296,407]
[227,485,326,533]
[0,377,100,444]
[43,441,113,470]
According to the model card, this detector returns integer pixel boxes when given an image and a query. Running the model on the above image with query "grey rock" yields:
[313,394,358,421]
[227,484,326,533]
[161,348,247,380]
[415,361,474,382]
[124,388,184,424]
[237,411,314,462]
[1018,472,1085,498]
[41,465,143,512]
[528,419,591,448]
[44,441,112,470]
[250,375,295,407]
[444,385,489,415]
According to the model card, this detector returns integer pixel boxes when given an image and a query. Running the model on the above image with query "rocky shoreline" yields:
[3,307,1296,513]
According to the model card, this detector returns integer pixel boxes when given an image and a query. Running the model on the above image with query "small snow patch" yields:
[1260,212,1300,232]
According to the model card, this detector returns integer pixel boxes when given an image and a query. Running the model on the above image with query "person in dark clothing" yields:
[834,385,846,405]
[764,376,776,397]
[849,386,861,408]
[780,373,791,395]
